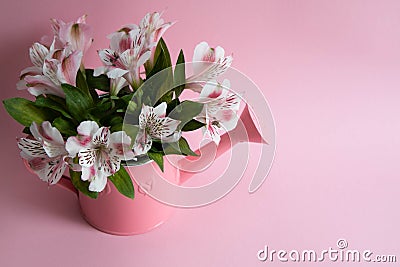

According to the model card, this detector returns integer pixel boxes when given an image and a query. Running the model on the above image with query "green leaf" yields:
[173,49,186,98]
[89,101,112,116]
[69,169,98,199]
[35,95,72,119]
[108,167,135,199]
[179,137,198,156]
[62,83,94,121]
[107,116,123,132]
[76,69,90,95]
[53,117,77,136]
[146,38,174,103]
[147,38,172,77]
[166,98,180,115]
[148,152,164,172]
[181,119,206,131]
[85,69,110,92]
[120,93,134,104]
[163,137,199,156]
[168,101,204,130]
[3,98,56,127]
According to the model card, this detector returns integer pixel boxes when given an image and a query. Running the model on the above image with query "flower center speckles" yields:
[212,120,221,127]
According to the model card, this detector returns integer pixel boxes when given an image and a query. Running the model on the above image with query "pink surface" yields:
[1,0,400,266]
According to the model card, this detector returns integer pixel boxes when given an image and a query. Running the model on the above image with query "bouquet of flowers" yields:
[3,12,240,200]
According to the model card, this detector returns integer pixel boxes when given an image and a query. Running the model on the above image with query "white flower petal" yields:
[19,66,42,78]
[214,46,225,62]
[88,171,108,192]
[193,41,211,63]
[43,59,61,86]
[45,158,67,185]
[215,109,239,132]
[78,148,96,167]
[118,49,134,69]
[96,151,119,176]
[66,136,89,157]
[98,49,118,66]
[106,68,129,79]
[81,166,95,181]
[43,143,66,158]
[25,155,66,185]
[221,92,241,112]
[138,104,152,128]
[153,102,167,117]
[24,74,65,97]
[206,124,221,145]
[137,50,151,67]
[77,121,99,137]
[199,80,223,99]
[41,121,65,145]
[29,42,49,69]
[18,138,47,157]
[93,66,109,76]
[29,122,43,142]
[110,77,128,96]
[132,128,152,156]
[204,56,233,81]
[109,131,135,160]
[92,127,110,146]
[158,117,181,138]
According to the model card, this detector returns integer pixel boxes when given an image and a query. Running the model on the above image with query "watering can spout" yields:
[178,104,267,185]
[240,104,268,145]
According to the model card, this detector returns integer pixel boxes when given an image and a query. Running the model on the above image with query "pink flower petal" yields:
[58,50,82,85]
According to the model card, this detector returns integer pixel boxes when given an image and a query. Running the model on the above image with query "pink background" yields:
[1,0,400,266]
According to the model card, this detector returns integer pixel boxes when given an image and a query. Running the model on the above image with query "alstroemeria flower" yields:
[196,79,241,144]
[186,42,233,92]
[17,40,82,97]
[66,121,136,192]
[94,12,172,90]
[140,12,174,65]
[18,121,68,185]
[95,29,151,89]
[132,103,181,156]
[50,15,93,54]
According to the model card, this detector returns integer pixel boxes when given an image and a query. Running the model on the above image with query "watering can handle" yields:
[23,159,78,196]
